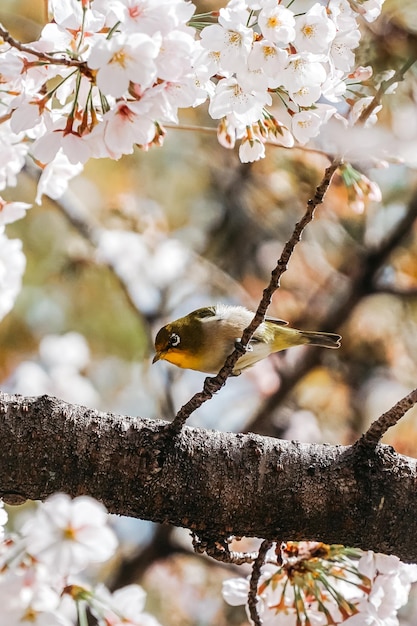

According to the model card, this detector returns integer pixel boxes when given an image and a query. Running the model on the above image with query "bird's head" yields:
[153,307,215,371]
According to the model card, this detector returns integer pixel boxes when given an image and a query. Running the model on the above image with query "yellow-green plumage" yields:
[153,304,341,375]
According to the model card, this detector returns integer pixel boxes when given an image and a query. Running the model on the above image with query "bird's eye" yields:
[169,333,181,347]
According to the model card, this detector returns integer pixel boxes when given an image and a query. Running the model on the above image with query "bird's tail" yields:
[298,330,341,349]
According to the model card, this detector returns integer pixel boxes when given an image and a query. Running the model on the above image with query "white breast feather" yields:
[211,303,253,325]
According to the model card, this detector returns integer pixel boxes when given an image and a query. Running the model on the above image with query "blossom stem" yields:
[0,23,90,73]
[106,20,122,40]
[76,601,89,626]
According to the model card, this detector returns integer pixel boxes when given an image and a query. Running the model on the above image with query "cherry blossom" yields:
[247,40,288,88]
[0,230,26,322]
[32,120,92,166]
[258,4,296,45]
[353,0,385,22]
[0,0,388,195]
[330,29,361,72]
[281,53,327,93]
[0,123,29,191]
[239,135,266,162]
[92,584,162,626]
[35,152,83,205]
[0,569,71,626]
[0,494,162,625]
[222,542,417,626]
[0,198,31,226]
[89,100,157,160]
[22,493,118,575]
[209,77,271,125]
[88,32,162,98]
[0,503,7,540]
[292,105,336,144]
[294,3,337,55]
[199,8,253,73]
[0,2,408,625]
[349,96,382,126]
[49,0,106,32]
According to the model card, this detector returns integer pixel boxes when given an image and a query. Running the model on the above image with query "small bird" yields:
[153,304,341,375]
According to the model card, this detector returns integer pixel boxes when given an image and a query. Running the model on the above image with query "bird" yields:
[153,304,341,375]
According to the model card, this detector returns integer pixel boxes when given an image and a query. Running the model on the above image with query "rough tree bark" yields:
[1,391,416,562]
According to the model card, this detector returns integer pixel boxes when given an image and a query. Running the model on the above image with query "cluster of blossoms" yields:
[0,494,161,626]
[0,0,386,320]
[1,496,416,625]
[223,541,417,625]
[198,0,383,161]
[0,0,385,198]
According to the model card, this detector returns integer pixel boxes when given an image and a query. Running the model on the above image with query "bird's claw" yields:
[234,338,253,354]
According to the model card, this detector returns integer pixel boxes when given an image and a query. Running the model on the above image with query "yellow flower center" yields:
[228,31,242,47]
[110,49,128,68]
[267,16,282,29]
[302,24,316,39]
[262,45,276,59]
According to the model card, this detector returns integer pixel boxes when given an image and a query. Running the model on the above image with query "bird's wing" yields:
[195,306,217,319]
[248,316,289,346]
[265,316,289,326]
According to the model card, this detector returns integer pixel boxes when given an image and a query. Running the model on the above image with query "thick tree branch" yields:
[1,391,417,562]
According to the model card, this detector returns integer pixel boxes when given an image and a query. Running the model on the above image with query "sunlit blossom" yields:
[0,198,31,226]
[209,77,271,124]
[92,584,162,626]
[199,19,253,73]
[35,151,83,205]
[0,230,26,322]
[22,493,118,575]
[88,32,161,97]
[349,97,382,127]
[0,0,388,181]
[294,3,337,55]
[239,135,265,162]
[223,541,416,626]
[258,4,296,45]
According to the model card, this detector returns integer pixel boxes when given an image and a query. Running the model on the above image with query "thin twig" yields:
[249,186,417,435]
[248,539,274,626]
[0,23,92,74]
[358,387,417,447]
[358,54,417,124]
[170,158,341,432]
[165,123,332,158]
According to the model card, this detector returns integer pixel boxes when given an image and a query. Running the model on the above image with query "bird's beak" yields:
[152,352,161,364]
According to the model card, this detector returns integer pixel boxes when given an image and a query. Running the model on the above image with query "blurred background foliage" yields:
[1,1,417,624]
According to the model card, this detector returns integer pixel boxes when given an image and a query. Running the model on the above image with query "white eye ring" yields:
[170,333,181,347]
